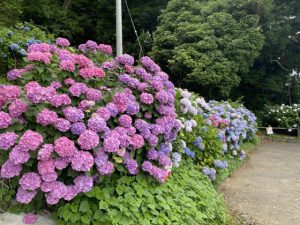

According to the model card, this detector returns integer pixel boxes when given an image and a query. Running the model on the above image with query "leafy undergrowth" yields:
[214,136,261,189]
[53,159,231,225]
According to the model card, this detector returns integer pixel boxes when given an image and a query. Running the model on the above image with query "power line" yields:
[124,0,144,58]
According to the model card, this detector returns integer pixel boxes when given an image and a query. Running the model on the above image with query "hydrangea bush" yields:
[0,38,182,209]
[176,88,257,180]
[264,104,300,130]
[0,22,53,79]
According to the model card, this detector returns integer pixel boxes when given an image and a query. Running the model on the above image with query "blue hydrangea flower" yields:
[18,49,27,56]
[9,43,20,50]
[201,126,207,132]
[23,26,30,32]
[184,147,195,158]
[172,152,181,167]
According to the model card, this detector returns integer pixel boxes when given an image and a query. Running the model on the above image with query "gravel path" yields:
[221,140,300,225]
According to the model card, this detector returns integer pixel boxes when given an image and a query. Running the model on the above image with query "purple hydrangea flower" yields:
[0,132,18,150]
[74,175,93,193]
[71,151,94,172]
[78,130,99,150]
[71,122,86,135]
[19,172,42,190]
[16,187,37,204]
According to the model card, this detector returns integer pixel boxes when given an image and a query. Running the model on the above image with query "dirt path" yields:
[221,140,300,225]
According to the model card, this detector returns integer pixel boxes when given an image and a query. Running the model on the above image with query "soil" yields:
[221,139,300,225]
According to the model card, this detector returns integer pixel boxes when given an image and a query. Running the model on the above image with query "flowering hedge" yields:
[264,104,300,130]
[176,88,257,180]
[0,38,182,208]
[0,22,53,79]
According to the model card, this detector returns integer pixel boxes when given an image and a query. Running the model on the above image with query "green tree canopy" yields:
[233,0,300,111]
[151,0,266,98]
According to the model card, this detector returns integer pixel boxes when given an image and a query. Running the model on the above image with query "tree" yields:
[151,0,265,98]
[21,0,168,55]
[0,0,23,27]
[233,0,300,111]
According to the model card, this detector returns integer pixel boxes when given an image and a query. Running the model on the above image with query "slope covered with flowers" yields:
[0,38,182,207]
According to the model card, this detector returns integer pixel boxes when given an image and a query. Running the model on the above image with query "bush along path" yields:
[0,37,258,225]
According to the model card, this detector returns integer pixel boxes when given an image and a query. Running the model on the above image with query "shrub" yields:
[175,88,257,181]
[264,104,300,129]
[0,38,181,211]
[53,160,230,225]
[0,22,53,77]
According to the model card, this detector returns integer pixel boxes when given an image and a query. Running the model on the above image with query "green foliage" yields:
[151,0,265,98]
[0,0,23,27]
[0,22,53,77]
[54,160,231,225]
[234,0,300,112]
[21,0,168,56]
[263,104,300,128]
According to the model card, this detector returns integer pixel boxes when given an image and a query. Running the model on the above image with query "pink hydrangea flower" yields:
[74,175,93,193]
[59,60,75,72]
[0,159,22,178]
[9,145,30,165]
[37,144,54,161]
[74,54,94,68]
[0,132,18,150]
[16,187,37,204]
[71,151,94,172]
[79,67,105,79]
[56,37,70,47]
[103,137,120,152]
[28,52,52,64]
[98,44,113,54]
[36,109,58,126]
[54,118,71,132]
[140,93,154,105]
[28,43,51,53]
[64,78,75,86]
[23,213,38,225]
[85,88,102,102]
[54,137,76,157]
[38,159,56,175]
[118,115,132,128]
[130,134,145,149]
[9,99,28,118]
[77,130,99,150]
[0,111,12,128]
[19,172,42,190]
[19,130,43,151]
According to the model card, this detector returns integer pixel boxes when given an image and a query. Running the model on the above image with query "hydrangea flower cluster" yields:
[175,88,257,179]
[1,38,181,206]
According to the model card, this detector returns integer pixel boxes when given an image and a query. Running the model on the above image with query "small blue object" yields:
[1,54,8,58]
[36,40,42,43]
[0,38,3,43]
[9,43,20,50]
[23,26,30,32]
[18,49,27,56]
[184,147,195,158]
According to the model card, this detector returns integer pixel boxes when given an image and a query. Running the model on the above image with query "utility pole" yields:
[116,0,123,56]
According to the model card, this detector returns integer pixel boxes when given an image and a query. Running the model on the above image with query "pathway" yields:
[221,140,300,225]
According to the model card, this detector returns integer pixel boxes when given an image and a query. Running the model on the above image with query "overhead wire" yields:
[124,0,144,58]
